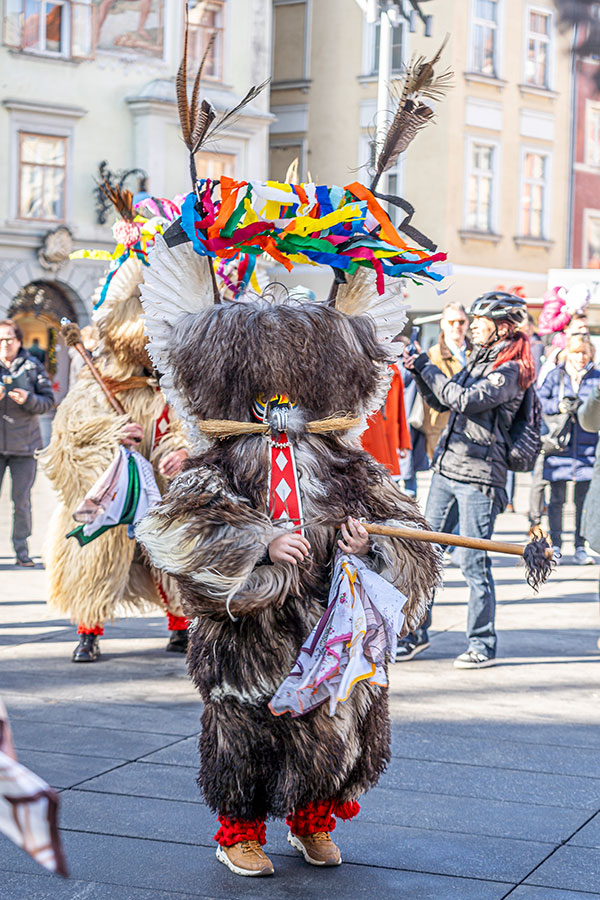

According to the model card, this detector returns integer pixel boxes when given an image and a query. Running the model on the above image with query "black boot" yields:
[166,629,188,654]
[72,634,101,663]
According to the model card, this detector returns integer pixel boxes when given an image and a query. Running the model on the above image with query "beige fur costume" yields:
[40,257,187,628]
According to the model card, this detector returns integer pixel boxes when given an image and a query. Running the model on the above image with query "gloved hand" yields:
[558,396,582,415]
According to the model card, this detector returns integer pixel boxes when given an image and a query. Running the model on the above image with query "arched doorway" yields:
[8,280,79,404]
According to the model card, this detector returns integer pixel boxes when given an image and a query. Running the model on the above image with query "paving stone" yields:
[139,735,198,766]
[0,831,511,900]
[569,812,600,849]
[16,749,126,789]
[525,846,600,893]
[510,887,600,899]
[75,760,200,800]
[59,790,550,883]
[389,726,600,773]
[0,871,206,900]
[359,786,588,844]
[384,756,600,810]
[5,697,201,737]
[11,718,185,762]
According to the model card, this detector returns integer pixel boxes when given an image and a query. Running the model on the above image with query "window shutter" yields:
[71,0,93,59]
[3,0,24,49]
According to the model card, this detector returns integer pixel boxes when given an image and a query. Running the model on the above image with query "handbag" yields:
[540,370,572,454]
[407,392,425,432]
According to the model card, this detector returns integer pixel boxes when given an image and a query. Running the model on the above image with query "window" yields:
[195,150,235,181]
[466,142,497,232]
[369,19,404,75]
[586,103,600,167]
[585,213,600,267]
[18,133,67,221]
[189,0,224,81]
[472,0,499,76]
[520,151,549,238]
[3,0,92,58]
[525,7,552,87]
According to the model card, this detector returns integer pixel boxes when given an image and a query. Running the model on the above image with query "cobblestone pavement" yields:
[0,472,599,899]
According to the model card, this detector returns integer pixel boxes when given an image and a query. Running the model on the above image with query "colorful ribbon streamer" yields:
[180,178,447,295]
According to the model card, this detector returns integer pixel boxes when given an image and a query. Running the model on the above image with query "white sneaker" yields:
[552,546,562,565]
[573,547,594,566]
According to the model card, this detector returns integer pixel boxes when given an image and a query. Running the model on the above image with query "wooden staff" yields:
[60,318,125,416]
[363,523,554,560]
[360,522,556,591]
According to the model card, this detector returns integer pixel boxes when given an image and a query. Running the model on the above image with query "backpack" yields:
[496,385,542,472]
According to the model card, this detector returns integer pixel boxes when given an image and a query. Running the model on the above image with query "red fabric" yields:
[334,800,361,820]
[166,612,188,632]
[286,799,337,836]
[156,582,188,631]
[362,365,411,476]
[77,624,104,636]
[214,815,266,846]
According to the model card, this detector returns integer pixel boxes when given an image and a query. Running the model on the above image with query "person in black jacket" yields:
[398,293,536,669]
[0,318,54,566]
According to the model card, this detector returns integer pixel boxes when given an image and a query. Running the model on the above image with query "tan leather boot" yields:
[287,830,342,866]
[216,840,275,876]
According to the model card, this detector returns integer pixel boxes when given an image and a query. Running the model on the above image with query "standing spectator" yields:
[526,313,544,376]
[27,338,46,365]
[529,314,591,530]
[362,362,412,476]
[538,334,600,564]
[0,319,54,566]
[400,292,535,668]
[421,303,472,459]
[399,363,430,497]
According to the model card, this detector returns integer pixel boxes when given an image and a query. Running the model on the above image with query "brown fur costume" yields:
[40,256,187,628]
[135,230,441,822]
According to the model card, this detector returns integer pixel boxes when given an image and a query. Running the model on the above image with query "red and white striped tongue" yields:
[268,435,304,535]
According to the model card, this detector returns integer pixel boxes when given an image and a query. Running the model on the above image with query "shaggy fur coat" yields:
[40,258,187,627]
[136,291,441,821]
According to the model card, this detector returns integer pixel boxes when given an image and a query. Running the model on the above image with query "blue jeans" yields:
[421,473,502,657]
[403,474,417,497]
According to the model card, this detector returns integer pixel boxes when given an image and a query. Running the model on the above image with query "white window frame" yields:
[361,14,407,77]
[585,100,600,168]
[5,105,80,227]
[463,136,501,233]
[188,0,226,83]
[3,0,95,60]
[518,145,552,240]
[468,0,504,78]
[523,4,555,90]
[358,133,405,218]
[583,207,600,267]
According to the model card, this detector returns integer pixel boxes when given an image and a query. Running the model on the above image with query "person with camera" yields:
[538,334,600,564]
[0,318,54,566]
[400,293,535,669]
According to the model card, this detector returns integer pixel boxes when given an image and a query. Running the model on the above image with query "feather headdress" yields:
[371,35,452,192]
[176,10,269,188]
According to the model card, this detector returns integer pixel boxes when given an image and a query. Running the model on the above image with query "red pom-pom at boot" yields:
[286,799,337,836]
[214,815,267,847]
[77,624,104,636]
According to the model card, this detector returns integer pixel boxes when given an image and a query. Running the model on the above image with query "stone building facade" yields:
[0,0,272,397]
[269,0,574,331]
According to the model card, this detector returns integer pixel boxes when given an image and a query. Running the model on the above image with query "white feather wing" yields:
[335,268,408,355]
[140,233,215,446]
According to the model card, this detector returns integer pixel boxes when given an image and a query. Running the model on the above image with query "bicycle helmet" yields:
[469,291,527,325]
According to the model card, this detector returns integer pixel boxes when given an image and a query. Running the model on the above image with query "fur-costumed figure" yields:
[136,223,444,876]
[133,33,450,878]
[40,192,190,663]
